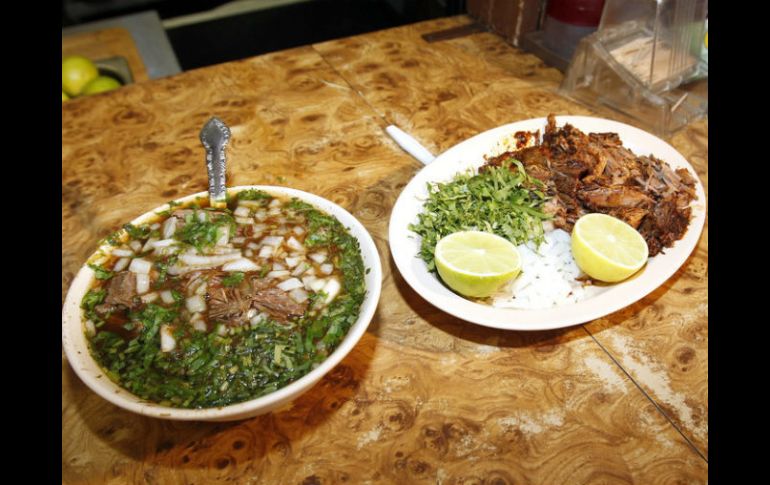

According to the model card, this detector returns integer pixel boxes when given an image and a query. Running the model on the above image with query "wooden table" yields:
[62,15,708,484]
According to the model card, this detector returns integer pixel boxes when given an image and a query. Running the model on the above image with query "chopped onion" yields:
[319,263,334,275]
[289,287,309,304]
[286,236,305,252]
[135,273,150,294]
[301,275,317,289]
[292,262,310,277]
[268,207,281,216]
[277,278,304,291]
[113,257,130,272]
[293,226,305,236]
[160,290,175,304]
[216,225,230,246]
[84,320,96,337]
[167,264,184,275]
[150,223,161,230]
[322,278,341,304]
[309,252,327,264]
[150,238,176,248]
[160,325,177,352]
[222,258,260,272]
[186,295,207,313]
[197,211,208,222]
[245,249,253,258]
[261,236,284,247]
[153,245,181,257]
[267,270,290,279]
[192,320,207,332]
[285,256,301,268]
[129,258,152,274]
[216,324,228,336]
[162,216,177,239]
[304,276,327,292]
[272,262,286,271]
[178,252,241,266]
[254,210,268,222]
[246,308,257,319]
[142,238,159,252]
[311,278,327,292]
[112,248,134,258]
[129,240,142,252]
[195,282,208,296]
[247,242,259,250]
[235,217,253,225]
[234,206,251,217]
[258,245,274,258]
[140,292,159,303]
[252,223,267,233]
[231,236,246,245]
[250,313,268,327]
[269,198,281,208]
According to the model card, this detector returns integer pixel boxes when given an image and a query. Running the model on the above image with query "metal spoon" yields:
[200,117,231,209]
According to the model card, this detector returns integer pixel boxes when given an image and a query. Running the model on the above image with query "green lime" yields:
[571,213,649,283]
[62,55,99,97]
[82,75,122,95]
[434,231,522,298]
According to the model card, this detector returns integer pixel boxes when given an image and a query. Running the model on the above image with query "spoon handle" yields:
[200,117,231,209]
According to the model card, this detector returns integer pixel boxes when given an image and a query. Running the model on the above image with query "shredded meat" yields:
[482,114,698,256]
[208,286,254,326]
[252,288,308,323]
[206,272,309,325]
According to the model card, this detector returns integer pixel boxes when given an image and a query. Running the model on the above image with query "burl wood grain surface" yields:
[62,27,149,83]
[62,15,708,484]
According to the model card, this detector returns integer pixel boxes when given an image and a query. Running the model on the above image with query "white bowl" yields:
[62,186,382,421]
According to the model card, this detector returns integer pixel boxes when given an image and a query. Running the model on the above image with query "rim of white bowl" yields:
[62,186,382,421]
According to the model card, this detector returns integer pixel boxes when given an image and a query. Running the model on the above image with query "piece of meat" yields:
[608,207,649,229]
[578,186,654,210]
[95,271,138,315]
[105,271,137,307]
[252,288,308,323]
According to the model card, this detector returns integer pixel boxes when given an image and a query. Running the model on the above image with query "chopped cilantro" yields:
[222,272,245,287]
[408,159,550,271]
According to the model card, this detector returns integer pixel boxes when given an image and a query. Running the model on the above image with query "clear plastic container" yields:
[560,0,708,136]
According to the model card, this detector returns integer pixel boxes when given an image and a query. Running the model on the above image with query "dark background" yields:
[62,0,467,70]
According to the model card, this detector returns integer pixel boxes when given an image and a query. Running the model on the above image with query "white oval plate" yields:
[388,116,706,331]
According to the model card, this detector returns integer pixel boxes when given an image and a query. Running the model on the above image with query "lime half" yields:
[571,213,649,283]
[434,231,521,298]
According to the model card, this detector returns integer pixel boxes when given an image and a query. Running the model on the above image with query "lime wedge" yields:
[571,213,649,283]
[434,231,521,298]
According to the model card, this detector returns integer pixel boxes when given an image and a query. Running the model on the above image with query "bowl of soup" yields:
[62,186,382,421]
